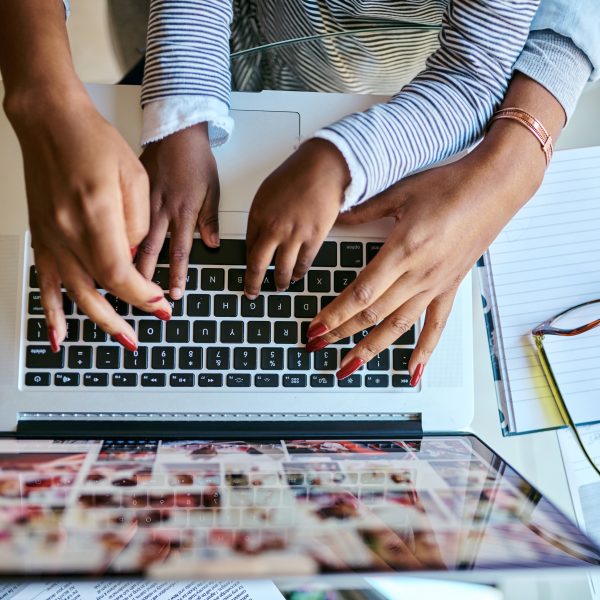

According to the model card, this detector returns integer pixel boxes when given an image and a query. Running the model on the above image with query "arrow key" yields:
[84,373,109,387]
[55,372,80,386]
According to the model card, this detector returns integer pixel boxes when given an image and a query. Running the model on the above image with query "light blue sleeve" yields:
[62,0,70,19]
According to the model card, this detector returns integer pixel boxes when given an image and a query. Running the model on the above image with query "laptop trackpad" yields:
[214,109,300,213]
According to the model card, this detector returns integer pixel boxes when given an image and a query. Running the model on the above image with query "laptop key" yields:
[83,320,107,343]
[84,373,109,387]
[27,318,48,342]
[255,374,279,388]
[25,372,50,386]
[340,242,364,268]
[198,373,223,387]
[228,268,245,291]
[170,373,194,387]
[189,238,246,265]
[241,295,264,317]
[366,374,389,388]
[320,295,336,310]
[186,268,199,290]
[393,348,412,371]
[138,320,162,343]
[247,321,271,344]
[314,348,338,371]
[261,270,277,292]
[338,374,361,388]
[221,321,244,344]
[300,321,310,345]
[394,327,416,345]
[353,328,374,344]
[26,346,65,369]
[366,242,383,264]
[201,268,225,291]
[288,348,310,370]
[104,294,129,316]
[368,350,390,371]
[268,295,291,318]
[214,294,238,317]
[310,374,335,387]
[124,347,148,370]
[288,278,305,293]
[68,346,93,369]
[206,347,230,370]
[65,319,80,342]
[261,348,284,370]
[113,373,137,387]
[392,374,411,387]
[274,321,298,344]
[29,265,39,288]
[308,270,331,293]
[294,296,318,318]
[312,241,337,267]
[334,271,357,293]
[227,373,251,387]
[166,297,184,317]
[151,347,175,370]
[283,374,307,387]
[55,372,79,386]
[187,294,211,317]
[178,347,203,369]
[152,267,170,290]
[166,320,190,343]
[28,292,44,315]
[142,373,166,387]
[234,347,257,370]
[193,320,217,343]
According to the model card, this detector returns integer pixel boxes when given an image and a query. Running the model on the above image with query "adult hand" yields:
[245,139,350,297]
[138,123,220,300]
[8,89,171,353]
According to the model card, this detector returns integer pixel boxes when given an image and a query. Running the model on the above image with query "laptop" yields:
[0,85,598,581]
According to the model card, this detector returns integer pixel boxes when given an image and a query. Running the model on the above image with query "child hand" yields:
[244,139,350,297]
[138,123,220,300]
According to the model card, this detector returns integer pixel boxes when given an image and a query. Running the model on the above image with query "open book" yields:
[478,145,600,435]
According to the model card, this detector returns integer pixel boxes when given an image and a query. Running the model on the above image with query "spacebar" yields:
[160,239,247,265]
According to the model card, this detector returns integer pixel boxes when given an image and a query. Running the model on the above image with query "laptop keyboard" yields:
[23,238,417,391]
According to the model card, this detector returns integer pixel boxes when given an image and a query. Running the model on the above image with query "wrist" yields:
[301,138,351,192]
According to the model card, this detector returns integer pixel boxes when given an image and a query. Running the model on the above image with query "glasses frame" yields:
[532,299,600,478]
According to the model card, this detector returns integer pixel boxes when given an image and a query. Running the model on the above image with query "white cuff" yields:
[141,96,234,147]
[311,129,368,212]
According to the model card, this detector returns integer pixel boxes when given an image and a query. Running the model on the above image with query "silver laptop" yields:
[0,84,473,436]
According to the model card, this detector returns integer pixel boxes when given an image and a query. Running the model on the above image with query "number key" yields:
[151,347,175,370]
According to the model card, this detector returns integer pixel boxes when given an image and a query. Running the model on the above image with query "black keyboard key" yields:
[193,320,217,343]
[392,374,411,387]
[55,372,79,386]
[113,373,137,387]
[96,347,120,369]
[28,292,44,315]
[334,271,357,293]
[338,374,361,388]
[166,297,184,317]
[234,347,257,370]
[26,346,64,369]
[241,295,264,318]
[340,242,363,268]
[187,294,211,317]
[268,295,291,318]
[393,348,412,371]
[201,268,225,291]
[255,374,279,388]
[394,327,416,346]
[368,350,390,371]
[152,267,170,290]
[300,321,310,345]
[214,294,237,317]
[124,347,148,369]
[283,374,307,388]
[366,242,383,264]
[261,348,284,370]
[294,296,318,318]
[25,372,50,386]
[151,347,175,370]
[170,373,194,387]
[27,319,48,342]
[138,320,162,343]
[312,242,337,267]
[206,347,230,370]
[288,348,310,370]
[105,294,129,316]
[310,374,334,387]
[189,238,246,265]
[321,295,336,310]
[353,328,374,344]
[83,320,107,343]
[247,321,271,344]
[366,374,389,388]
[142,373,166,387]
[68,346,92,369]
[261,270,277,292]
[274,321,298,345]
[220,321,244,343]
[288,278,305,293]
[228,268,245,291]
[186,268,199,290]
[178,347,203,370]
[227,373,251,387]
[314,348,338,371]
[166,320,190,343]
[84,373,108,387]
[29,265,39,288]
[65,319,80,342]
[61,293,74,315]
[308,270,331,293]
[198,373,223,387]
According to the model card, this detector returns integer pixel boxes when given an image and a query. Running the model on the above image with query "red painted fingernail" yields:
[307,323,328,339]
[149,296,163,303]
[306,337,329,353]
[48,327,60,353]
[336,357,365,380]
[153,309,171,321]
[130,245,138,260]
[410,363,424,387]
[115,333,137,352]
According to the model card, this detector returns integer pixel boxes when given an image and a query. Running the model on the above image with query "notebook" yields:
[479,145,600,435]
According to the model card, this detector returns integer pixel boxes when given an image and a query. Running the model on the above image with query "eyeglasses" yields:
[532,299,600,477]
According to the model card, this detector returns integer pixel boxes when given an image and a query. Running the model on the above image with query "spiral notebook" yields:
[478,145,600,435]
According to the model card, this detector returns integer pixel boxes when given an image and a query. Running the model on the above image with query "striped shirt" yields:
[141,0,539,209]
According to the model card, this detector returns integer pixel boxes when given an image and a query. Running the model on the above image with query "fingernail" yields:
[115,333,137,352]
[170,287,182,300]
[276,287,288,293]
[130,246,138,260]
[210,233,220,247]
[336,357,365,380]
[149,295,163,303]
[153,309,171,321]
[245,291,258,301]
[48,327,60,353]
[410,363,424,387]
[306,337,329,353]
[307,323,328,339]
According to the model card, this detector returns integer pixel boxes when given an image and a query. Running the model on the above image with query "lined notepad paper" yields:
[486,146,600,434]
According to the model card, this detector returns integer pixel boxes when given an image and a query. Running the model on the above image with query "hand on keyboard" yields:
[245,139,350,298]
[138,123,220,301]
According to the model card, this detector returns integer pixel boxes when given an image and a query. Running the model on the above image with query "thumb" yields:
[336,186,406,226]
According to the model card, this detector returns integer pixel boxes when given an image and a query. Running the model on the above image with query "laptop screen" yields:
[0,434,597,578]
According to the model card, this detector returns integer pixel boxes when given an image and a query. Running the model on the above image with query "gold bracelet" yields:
[489,107,554,166]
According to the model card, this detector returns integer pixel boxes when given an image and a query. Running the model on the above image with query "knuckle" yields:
[102,265,129,291]
[294,256,311,274]
[389,315,412,336]
[357,341,379,360]
[139,239,160,258]
[431,318,447,332]
[357,307,378,327]
[170,245,190,263]
[351,283,373,306]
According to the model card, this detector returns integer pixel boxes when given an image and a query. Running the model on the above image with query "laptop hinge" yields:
[16,412,422,440]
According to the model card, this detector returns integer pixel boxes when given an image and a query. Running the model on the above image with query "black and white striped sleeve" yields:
[140,0,234,146]
[313,0,539,211]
